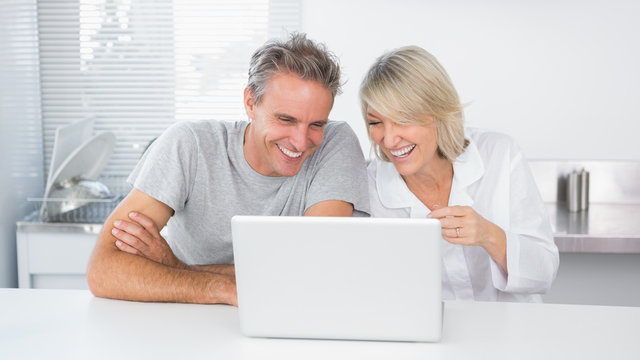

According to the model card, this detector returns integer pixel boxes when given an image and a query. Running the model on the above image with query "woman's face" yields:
[366,106,440,177]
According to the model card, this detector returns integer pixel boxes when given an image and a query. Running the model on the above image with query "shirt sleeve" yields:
[303,122,371,217]
[490,143,560,294]
[126,122,198,212]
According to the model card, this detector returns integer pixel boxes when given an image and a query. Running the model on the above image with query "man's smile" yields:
[277,144,303,159]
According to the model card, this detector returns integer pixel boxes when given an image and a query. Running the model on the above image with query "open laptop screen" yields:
[231,216,443,342]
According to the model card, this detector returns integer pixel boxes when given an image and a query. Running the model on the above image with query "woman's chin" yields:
[392,161,420,177]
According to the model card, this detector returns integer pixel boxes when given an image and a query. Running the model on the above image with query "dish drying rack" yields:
[27,176,131,223]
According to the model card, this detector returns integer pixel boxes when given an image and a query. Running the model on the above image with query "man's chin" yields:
[276,164,304,177]
[273,152,308,176]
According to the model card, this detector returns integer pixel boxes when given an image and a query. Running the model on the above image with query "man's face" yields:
[243,72,333,177]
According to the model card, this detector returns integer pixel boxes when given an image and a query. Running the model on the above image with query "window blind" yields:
[0,0,44,199]
[38,0,301,179]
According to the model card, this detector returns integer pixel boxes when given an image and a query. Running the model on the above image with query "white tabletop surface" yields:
[1,289,639,360]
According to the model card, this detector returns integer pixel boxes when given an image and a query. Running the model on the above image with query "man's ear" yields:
[243,87,256,120]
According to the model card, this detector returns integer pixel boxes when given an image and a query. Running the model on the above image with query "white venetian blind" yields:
[38,0,300,178]
[0,0,44,198]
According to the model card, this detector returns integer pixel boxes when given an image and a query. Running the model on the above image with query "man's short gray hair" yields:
[247,32,342,105]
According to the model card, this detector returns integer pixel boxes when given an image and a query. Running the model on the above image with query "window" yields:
[37,0,300,178]
[0,0,44,202]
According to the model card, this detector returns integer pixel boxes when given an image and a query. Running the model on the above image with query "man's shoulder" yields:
[324,120,350,132]
[322,120,358,144]
[161,120,248,146]
[168,119,247,134]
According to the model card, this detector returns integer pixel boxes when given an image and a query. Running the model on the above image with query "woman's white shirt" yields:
[367,127,559,302]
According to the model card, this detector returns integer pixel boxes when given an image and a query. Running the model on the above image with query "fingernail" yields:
[129,212,137,217]
[114,220,121,226]
[111,228,118,235]
[115,240,122,247]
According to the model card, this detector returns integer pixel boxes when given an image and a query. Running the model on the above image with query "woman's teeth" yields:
[390,144,416,158]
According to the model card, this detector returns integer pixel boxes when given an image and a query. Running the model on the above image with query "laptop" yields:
[231,216,443,342]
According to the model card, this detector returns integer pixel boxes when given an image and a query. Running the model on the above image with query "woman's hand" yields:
[111,211,186,269]
[428,206,508,273]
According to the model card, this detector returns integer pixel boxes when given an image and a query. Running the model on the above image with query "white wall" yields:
[301,0,640,161]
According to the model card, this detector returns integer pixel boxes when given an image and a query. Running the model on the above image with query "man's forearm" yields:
[187,264,235,276]
[87,247,236,305]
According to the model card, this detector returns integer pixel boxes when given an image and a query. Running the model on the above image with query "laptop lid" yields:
[231,216,442,342]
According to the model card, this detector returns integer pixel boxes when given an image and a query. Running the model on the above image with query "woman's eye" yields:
[368,121,381,126]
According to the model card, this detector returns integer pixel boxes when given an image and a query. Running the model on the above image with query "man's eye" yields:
[311,122,325,128]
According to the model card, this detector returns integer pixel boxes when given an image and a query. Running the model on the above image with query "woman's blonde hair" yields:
[359,46,467,162]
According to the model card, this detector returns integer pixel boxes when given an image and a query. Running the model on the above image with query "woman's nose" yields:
[383,122,400,148]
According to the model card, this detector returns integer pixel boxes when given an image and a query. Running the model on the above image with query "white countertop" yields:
[1,289,639,360]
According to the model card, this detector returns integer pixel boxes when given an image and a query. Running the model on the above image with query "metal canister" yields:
[566,171,581,212]
[580,169,590,211]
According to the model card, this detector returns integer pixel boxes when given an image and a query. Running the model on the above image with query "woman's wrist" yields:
[484,223,508,273]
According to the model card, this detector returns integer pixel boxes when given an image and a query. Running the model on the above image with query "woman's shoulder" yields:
[466,127,515,144]
[465,127,521,157]
[366,157,391,178]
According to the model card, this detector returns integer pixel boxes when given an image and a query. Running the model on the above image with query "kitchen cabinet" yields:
[16,222,101,289]
[543,252,640,306]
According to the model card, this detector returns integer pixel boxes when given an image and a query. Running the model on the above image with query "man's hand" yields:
[111,211,186,269]
[88,188,237,305]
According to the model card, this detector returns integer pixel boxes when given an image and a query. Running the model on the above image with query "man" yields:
[86,33,369,306]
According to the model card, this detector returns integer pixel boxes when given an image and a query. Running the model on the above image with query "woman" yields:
[360,46,559,302]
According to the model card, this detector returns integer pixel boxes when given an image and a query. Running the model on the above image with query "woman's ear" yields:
[243,87,256,120]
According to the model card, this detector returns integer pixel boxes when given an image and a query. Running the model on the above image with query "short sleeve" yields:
[304,122,370,216]
[127,122,199,212]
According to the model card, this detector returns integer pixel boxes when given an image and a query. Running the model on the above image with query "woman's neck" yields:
[402,156,454,211]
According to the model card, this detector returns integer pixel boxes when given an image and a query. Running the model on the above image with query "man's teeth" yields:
[390,144,416,157]
[278,145,302,158]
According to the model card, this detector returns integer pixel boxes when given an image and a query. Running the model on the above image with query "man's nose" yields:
[290,126,310,151]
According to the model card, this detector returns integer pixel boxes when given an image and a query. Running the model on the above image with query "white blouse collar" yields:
[375,137,485,210]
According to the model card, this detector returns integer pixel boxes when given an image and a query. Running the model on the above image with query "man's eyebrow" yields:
[274,113,297,121]
[275,113,328,125]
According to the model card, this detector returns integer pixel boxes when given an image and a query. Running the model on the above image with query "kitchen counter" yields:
[19,204,640,255]
[547,203,640,253]
[1,289,639,360]
[16,221,102,234]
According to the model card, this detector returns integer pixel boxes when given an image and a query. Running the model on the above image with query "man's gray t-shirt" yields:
[127,120,369,265]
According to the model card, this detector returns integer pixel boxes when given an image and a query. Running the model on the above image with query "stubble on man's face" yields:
[243,73,333,177]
